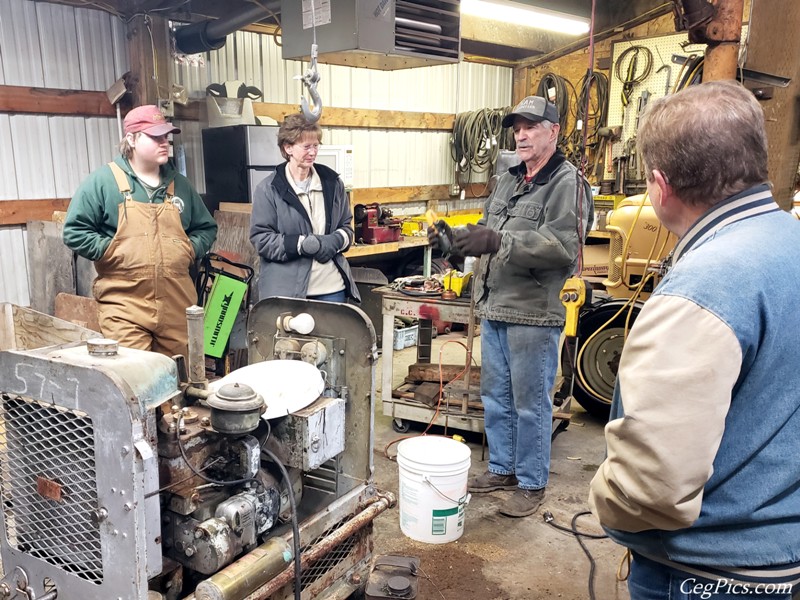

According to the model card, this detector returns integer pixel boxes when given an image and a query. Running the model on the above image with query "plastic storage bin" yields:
[393,325,419,351]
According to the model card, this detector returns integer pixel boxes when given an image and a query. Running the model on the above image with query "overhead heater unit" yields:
[281,0,461,70]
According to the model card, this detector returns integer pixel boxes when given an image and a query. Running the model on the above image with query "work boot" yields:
[468,471,518,493]
[499,488,545,518]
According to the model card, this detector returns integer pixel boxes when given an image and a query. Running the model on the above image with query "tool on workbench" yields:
[354,203,403,244]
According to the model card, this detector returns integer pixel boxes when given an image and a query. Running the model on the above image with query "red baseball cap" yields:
[123,105,181,136]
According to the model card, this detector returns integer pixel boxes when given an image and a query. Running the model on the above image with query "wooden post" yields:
[702,0,746,82]
[126,14,172,108]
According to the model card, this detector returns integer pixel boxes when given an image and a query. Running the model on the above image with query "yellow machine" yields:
[563,194,677,418]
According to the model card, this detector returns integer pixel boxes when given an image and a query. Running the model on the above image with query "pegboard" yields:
[604,28,748,183]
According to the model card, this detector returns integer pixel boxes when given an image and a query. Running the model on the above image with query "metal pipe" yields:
[185,386,211,401]
[193,538,293,600]
[186,305,207,389]
[180,494,395,600]
[174,1,280,54]
[701,0,745,81]
[241,494,394,600]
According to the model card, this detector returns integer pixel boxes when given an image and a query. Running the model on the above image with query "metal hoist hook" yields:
[299,43,323,123]
[296,0,323,123]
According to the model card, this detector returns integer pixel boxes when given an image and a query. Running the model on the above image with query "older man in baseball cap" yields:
[428,95,593,517]
[63,105,216,358]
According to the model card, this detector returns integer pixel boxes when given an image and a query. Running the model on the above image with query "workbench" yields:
[375,287,484,433]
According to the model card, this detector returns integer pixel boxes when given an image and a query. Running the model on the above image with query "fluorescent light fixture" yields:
[461,0,590,35]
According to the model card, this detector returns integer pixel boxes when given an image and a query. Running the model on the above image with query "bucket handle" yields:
[422,475,471,506]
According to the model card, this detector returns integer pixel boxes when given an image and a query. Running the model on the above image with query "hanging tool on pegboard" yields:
[615,45,653,107]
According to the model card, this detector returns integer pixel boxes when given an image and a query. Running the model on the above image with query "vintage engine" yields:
[354,203,403,244]
[0,298,392,600]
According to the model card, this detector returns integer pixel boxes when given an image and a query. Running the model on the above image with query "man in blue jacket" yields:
[590,81,800,599]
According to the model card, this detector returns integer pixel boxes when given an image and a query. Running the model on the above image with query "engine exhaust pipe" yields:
[186,305,207,389]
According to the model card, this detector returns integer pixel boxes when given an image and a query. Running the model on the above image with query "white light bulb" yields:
[288,313,315,335]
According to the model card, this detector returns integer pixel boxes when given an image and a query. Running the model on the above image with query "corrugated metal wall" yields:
[0,0,127,306]
[174,28,513,192]
[0,2,511,307]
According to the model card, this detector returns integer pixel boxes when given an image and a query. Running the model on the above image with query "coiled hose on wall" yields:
[450,107,514,191]
[536,72,574,146]
[568,70,609,166]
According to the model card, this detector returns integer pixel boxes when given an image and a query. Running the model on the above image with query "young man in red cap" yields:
[63,105,217,357]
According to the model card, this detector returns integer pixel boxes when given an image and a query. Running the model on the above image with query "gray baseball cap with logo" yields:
[501,96,560,128]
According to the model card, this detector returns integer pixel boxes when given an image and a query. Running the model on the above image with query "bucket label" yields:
[431,507,458,536]
[430,494,467,536]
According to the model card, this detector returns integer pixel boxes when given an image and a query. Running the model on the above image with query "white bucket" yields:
[396,436,471,544]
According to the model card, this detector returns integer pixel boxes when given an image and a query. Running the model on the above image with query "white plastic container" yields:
[393,324,418,351]
[396,436,471,544]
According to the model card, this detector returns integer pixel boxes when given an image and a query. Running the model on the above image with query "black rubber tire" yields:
[392,418,411,433]
[561,299,642,421]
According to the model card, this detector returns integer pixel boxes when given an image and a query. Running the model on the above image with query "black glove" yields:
[453,224,501,256]
[427,220,454,256]
[302,233,342,263]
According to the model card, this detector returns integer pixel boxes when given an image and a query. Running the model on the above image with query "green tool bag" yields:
[196,253,254,359]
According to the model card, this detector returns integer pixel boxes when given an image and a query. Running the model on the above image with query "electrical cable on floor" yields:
[262,446,302,600]
[543,510,607,600]
[418,565,446,599]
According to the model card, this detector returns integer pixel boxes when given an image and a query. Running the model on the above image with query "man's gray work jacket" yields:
[473,150,593,327]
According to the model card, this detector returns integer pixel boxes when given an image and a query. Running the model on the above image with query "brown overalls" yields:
[93,162,197,358]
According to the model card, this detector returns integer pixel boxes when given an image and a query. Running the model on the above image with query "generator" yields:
[561,194,677,419]
[0,297,393,600]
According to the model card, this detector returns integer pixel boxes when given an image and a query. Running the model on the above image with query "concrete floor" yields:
[368,331,632,600]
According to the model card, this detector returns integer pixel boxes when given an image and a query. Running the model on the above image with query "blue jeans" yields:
[307,290,346,303]
[480,319,560,490]
[629,554,794,600]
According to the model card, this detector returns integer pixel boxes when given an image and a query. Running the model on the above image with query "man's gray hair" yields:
[638,80,768,207]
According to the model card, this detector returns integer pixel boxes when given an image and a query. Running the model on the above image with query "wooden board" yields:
[26,221,75,316]
[213,210,258,271]
[0,85,115,117]
[253,103,454,131]
[393,381,484,412]
[413,382,442,407]
[351,185,484,205]
[0,303,99,352]
[407,362,481,385]
[54,293,101,332]
[0,199,70,226]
